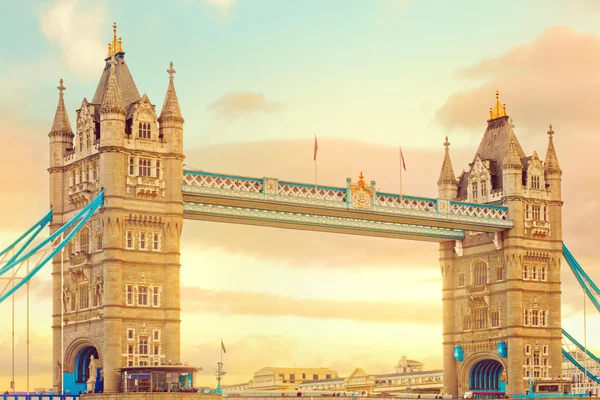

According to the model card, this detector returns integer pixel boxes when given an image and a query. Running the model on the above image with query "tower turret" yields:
[543,124,561,201]
[437,136,457,200]
[49,79,74,168]
[158,61,184,154]
[502,135,523,197]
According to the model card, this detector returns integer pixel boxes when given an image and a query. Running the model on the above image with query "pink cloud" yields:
[209,91,286,120]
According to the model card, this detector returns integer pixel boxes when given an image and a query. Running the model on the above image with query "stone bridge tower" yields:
[438,92,563,396]
[49,24,185,393]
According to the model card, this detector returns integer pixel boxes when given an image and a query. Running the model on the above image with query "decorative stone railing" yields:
[68,181,98,207]
[126,175,165,198]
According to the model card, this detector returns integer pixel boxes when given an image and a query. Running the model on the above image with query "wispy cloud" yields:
[39,0,107,78]
[204,0,237,16]
[181,287,441,325]
[436,26,600,134]
[209,91,286,120]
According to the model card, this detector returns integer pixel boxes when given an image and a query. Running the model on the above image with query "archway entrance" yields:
[76,346,98,384]
[469,359,505,393]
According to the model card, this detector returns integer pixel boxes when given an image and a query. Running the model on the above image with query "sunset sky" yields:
[1,0,600,391]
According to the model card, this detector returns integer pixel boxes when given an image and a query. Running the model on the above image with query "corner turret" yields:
[49,79,74,168]
[544,125,561,201]
[159,62,184,154]
[437,136,457,200]
[502,135,523,197]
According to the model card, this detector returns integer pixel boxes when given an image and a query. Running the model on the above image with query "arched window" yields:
[531,175,540,189]
[79,227,89,253]
[138,122,151,139]
[138,337,148,355]
[473,262,487,285]
[458,272,465,287]
[139,159,151,176]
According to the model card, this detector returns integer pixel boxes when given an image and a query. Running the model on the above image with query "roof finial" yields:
[358,172,365,186]
[57,78,66,97]
[167,61,176,81]
[444,136,450,150]
[112,22,117,55]
[548,124,554,139]
[117,37,123,53]
[489,90,508,120]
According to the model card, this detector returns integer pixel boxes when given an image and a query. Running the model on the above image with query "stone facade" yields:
[438,98,563,396]
[49,26,184,394]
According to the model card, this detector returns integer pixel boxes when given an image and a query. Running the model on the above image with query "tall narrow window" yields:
[458,273,465,287]
[138,286,148,306]
[526,204,530,219]
[93,163,98,180]
[126,231,134,249]
[531,175,540,189]
[523,266,529,280]
[79,228,89,253]
[152,287,160,307]
[541,310,548,327]
[543,345,548,355]
[532,266,538,280]
[139,337,148,355]
[156,161,161,178]
[153,233,160,251]
[532,310,539,326]
[533,351,540,366]
[497,267,503,281]
[524,309,531,326]
[472,182,478,199]
[543,206,547,221]
[475,308,488,329]
[481,181,488,197]
[532,205,541,220]
[96,233,103,251]
[140,232,146,250]
[129,157,134,175]
[79,283,89,310]
[541,267,547,282]
[491,310,500,328]
[126,284,134,305]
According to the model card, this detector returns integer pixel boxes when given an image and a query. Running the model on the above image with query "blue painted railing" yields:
[0,396,79,400]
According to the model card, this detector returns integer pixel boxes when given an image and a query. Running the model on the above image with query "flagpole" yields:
[399,146,403,201]
[315,158,317,189]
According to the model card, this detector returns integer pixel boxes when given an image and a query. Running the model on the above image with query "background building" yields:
[562,350,600,396]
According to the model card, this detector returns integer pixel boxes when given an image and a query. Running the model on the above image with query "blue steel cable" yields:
[0,210,52,258]
[0,191,103,277]
[562,245,600,313]
[562,329,600,365]
[0,193,103,303]
[563,244,600,295]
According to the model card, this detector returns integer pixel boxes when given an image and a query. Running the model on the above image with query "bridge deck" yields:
[182,171,513,242]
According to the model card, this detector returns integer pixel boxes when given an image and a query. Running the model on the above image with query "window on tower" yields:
[138,286,148,306]
[126,230,134,249]
[153,233,160,251]
[138,122,151,139]
[524,309,531,326]
[152,287,160,307]
[491,310,500,327]
[79,228,89,253]
[79,283,89,310]
[138,337,148,355]
[532,266,538,280]
[472,182,478,199]
[531,175,540,189]
[140,232,147,250]
[532,205,541,220]
[156,160,161,178]
[481,181,487,197]
[532,310,539,326]
[126,284,134,305]
[474,308,488,329]
[541,267,547,282]
[523,265,529,280]
[129,157,134,175]
[473,262,487,285]
[139,159,151,177]
[497,266,503,281]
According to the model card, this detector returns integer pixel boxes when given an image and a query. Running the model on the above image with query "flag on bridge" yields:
[400,146,407,171]
[313,135,318,161]
[221,338,226,354]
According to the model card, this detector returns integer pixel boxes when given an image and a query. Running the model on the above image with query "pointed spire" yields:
[101,57,126,115]
[50,78,73,133]
[503,136,522,169]
[544,124,561,172]
[159,62,184,124]
[437,136,457,185]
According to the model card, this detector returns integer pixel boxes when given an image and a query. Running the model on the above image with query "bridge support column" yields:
[103,261,123,393]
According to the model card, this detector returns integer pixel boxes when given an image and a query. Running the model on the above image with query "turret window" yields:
[129,158,134,175]
[139,159,151,177]
[472,182,478,199]
[473,262,487,285]
[138,122,151,139]
[531,175,540,189]
[481,181,487,197]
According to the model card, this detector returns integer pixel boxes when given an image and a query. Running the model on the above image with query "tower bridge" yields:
[1,23,597,398]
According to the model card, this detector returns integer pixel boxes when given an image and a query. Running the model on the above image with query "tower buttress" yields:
[437,136,458,200]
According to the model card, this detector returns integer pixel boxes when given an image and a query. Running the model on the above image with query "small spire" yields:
[112,22,118,55]
[358,172,365,186]
[50,78,72,133]
[100,57,126,115]
[437,136,457,186]
[489,90,508,120]
[503,136,522,169]
[159,61,184,123]
[544,124,561,172]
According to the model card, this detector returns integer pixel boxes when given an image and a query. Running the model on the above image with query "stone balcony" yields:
[525,219,550,238]
[68,181,99,207]
[126,176,165,199]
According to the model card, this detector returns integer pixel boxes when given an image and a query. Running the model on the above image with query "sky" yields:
[1,0,600,391]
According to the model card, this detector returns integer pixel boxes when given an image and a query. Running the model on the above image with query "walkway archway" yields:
[470,359,504,391]
[75,346,98,383]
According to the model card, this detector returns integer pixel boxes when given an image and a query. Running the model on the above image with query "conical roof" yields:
[503,136,523,169]
[159,62,184,123]
[100,58,126,115]
[50,79,73,133]
[438,137,457,185]
[544,125,561,172]
[92,54,140,110]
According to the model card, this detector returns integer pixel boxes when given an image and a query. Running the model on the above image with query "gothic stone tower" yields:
[438,92,563,396]
[49,24,185,393]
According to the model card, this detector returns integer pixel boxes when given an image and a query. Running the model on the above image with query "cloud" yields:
[39,0,107,78]
[209,91,286,120]
[181,287,441,325]
[436,26,600,135]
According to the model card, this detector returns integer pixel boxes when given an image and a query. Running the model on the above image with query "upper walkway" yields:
[182,170,513,242]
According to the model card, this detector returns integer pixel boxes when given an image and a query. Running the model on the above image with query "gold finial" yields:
[167,61,176,81]
[107,43,111,57]
[489,90,508,120]
[117,37,123,53]
[358,172,365,186]
[444,136,450,150]
[57,78,66,96]
[112,22,118,55]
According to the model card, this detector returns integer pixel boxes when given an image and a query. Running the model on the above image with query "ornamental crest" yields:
[350,172,372,210]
